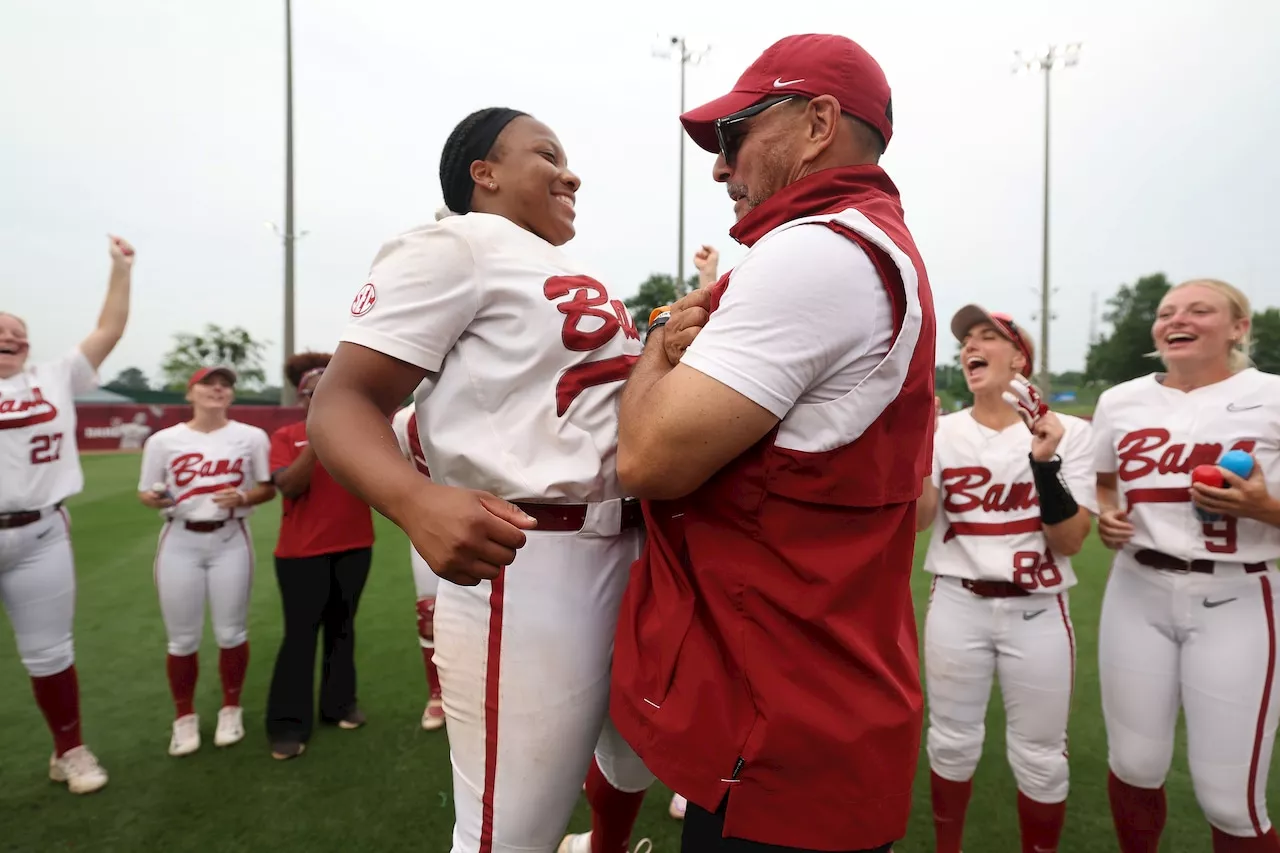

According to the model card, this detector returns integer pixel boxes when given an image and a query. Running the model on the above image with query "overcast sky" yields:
[3,0,1277,386]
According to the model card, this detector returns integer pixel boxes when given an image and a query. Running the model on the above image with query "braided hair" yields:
[438,107,528,216]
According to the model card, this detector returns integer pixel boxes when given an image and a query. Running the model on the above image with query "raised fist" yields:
[108,235,136,268]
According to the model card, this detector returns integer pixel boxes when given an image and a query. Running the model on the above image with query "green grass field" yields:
[0,453,1269,852]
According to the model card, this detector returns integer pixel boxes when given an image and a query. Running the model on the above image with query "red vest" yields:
[610,166,936,850]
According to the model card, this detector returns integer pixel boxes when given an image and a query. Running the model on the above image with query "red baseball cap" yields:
[951,305,1036,378]
[680,34,893,154]
[188,366,237,389]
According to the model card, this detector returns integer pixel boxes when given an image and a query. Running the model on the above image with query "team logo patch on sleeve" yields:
[350,283,377,316]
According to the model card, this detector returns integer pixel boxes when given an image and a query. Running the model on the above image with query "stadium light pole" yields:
[281,0,297,405]
[653,36,710,291]
[1013,42,1081,396]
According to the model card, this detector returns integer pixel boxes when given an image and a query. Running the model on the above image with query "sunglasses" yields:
[714,95,798,168]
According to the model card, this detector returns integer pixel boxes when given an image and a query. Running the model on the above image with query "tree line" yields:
[104,273,1278,405]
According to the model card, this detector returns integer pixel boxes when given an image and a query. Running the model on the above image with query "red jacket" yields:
[610,166,936,850]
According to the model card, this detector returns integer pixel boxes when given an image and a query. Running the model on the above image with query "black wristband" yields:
[647,311,671,337]
[1030,453,1079,526]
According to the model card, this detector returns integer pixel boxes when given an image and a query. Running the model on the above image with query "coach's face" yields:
[711,99,804,221]
[0,313,30,379]
[482,117,581,247]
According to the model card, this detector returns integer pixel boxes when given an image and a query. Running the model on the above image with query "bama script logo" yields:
[0,390,58,430]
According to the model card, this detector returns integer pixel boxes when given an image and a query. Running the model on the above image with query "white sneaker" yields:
[669,792,688,819]
[557,833,651,853]
[557,833,591,853]
[48,745,108,794]
[214,706,244,747]
[169,713,200,756]
[421,697,445,731]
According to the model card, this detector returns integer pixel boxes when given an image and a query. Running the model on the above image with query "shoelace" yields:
[63,748,100,774]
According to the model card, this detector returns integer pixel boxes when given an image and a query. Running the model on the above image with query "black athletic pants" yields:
[683,795,895,853]
[264,547,372,743]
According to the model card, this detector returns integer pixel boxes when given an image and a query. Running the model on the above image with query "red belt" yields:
[962,579,1031,598]
[0,504,60,530]
[182,520,228,533]
[513,499,643,533]
[1134,549,1266,575]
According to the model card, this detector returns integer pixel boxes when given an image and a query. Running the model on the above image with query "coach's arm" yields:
[617,296,779,501]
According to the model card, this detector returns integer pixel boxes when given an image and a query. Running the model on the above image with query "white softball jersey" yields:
[341,213,643,504]
[0,349,98,514]
[924,409,1098,591]
[1092,368,1280,563]
[138,421,271,523]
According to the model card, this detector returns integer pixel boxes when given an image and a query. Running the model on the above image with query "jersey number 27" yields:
[30,432,64,465]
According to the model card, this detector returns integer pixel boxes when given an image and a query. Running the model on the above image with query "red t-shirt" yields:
[270,420,374,558]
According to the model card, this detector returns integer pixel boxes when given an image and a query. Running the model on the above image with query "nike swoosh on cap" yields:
[774,77,805,87]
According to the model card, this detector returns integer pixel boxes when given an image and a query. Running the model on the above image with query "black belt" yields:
[962,578,1031,598]
[182,520,228,533]
[513,498,643,533]
[0,503,61,530]
[1134,548,1266,575]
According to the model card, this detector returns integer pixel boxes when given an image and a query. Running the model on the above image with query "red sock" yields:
[166,653,199,718]
[930,771,973,853]
[218,642,249,708]
[31,666,84,757]
[1018,791,1067,852]
[1108,771,1166,853]
[1213,827,1280,852]
[585,757,646,853]
[421,646,442,699]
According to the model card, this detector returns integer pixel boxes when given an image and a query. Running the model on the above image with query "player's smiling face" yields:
[187,375,234,411]
[1153,283,1246,370]
[0,312,31,378]
[960,322,1022,395]
[482,117,580,246]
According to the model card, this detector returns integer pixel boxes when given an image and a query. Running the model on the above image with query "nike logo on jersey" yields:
[1227,402,1263,412]
[1023,609,1047,620]
[36,527,51,539]
[1203,597,1238,608]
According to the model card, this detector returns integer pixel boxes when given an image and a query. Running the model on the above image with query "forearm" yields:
[98,265,132,337]
[616,329,675,490]
[308,384,435,527]
[1043,508,1091,557]
[1250,495,1280,528]
[273,447,318,499]
[916,479,937,532]
[79,264,132,367]
[241,483,276,506]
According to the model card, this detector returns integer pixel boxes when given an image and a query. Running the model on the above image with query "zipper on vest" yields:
[730,756,745,780]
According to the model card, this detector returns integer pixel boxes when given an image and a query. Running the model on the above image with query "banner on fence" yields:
[76,404,305,452]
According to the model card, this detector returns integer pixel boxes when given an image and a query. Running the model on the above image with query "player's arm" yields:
[136,437,173,509]
[270,426,317,499]
[916,478,938,532]
[916,399,944,531]
[1031,414,1092,557]
[78,236,135,370]
[308,227,534,587]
